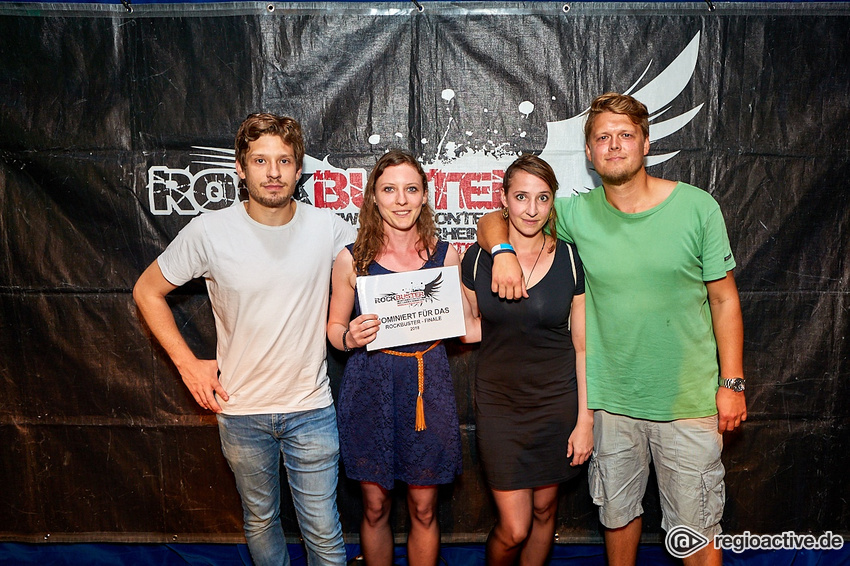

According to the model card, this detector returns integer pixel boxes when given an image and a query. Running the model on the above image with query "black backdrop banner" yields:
[1,1,849,543]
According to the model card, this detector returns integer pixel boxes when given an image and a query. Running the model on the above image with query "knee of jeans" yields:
[236,482,283,526]
[243,510,281,535]
[304,524,342,544]
[300,516,344,551]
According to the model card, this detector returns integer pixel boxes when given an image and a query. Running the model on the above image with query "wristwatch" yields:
[719,377,746,392]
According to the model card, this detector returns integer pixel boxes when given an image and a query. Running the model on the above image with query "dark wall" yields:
[1,1,848,543]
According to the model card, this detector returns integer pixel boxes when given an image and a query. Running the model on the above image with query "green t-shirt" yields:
[554,182,736,421]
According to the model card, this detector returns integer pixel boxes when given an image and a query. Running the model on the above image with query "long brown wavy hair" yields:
[352,150,438,275]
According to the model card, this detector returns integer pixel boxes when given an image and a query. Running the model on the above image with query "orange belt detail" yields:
[381,340,441,431]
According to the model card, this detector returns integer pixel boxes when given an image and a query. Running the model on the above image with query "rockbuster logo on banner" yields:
[146,33,704,252]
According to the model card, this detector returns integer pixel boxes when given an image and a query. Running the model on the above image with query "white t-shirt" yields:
[157,201,356,415]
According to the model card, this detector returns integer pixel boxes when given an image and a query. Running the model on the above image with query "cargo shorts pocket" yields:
[700,460,725,529]
[588,455,605,506]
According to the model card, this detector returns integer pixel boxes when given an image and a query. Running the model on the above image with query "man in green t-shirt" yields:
[478,93,747,566]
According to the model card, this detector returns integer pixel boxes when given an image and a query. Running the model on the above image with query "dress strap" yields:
[565,242,576,331]
[425,240,450,267]
[473,245,483,281]
[381,340,442,431]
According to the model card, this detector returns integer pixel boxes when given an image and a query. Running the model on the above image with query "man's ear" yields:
[235,160,246,180]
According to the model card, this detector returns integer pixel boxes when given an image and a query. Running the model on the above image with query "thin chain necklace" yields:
[523,235,547,287]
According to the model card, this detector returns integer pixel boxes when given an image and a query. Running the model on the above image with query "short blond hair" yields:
[584,93,649,142]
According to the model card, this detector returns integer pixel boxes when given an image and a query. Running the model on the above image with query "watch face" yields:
[727,378,745,392]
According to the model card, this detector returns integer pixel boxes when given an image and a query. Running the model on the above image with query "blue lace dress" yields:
[337,241,463,490]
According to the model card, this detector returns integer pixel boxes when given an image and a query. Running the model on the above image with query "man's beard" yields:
[597,161,643,186]
[247,185,294,208]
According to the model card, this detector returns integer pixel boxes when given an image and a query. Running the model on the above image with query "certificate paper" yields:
[356,266,467,351]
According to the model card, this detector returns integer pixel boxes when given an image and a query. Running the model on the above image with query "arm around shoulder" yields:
[477,211,508,252]
[475,211,526,300]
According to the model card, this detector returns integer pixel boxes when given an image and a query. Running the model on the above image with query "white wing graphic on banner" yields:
[540,31,703,195]
[148,32,702,228]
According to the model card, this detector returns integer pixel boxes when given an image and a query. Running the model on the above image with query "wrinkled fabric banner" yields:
[1,2,848,542]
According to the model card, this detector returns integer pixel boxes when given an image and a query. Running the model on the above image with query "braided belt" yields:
[381,340,441,431]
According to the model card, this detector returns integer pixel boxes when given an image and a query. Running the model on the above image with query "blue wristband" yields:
[490,243,516,257]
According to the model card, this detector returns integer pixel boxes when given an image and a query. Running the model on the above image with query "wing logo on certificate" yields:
[356,266,467,351]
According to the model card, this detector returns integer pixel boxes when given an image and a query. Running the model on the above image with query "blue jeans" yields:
[217,405,346,566]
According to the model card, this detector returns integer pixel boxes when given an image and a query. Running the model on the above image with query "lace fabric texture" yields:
[337,241,463,490]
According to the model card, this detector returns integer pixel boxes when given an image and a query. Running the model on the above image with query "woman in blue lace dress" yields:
[328,150,473,566]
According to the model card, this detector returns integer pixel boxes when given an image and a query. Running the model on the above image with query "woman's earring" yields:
[502,207,509,220]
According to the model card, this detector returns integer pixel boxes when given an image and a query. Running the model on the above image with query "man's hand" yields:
[477,210,527,300]
[491,253,528,300]
[716,387,747,432]
[177,357,228,413]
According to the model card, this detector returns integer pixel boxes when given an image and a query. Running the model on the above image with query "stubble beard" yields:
[597,159,644,187]
[247,184,294,208]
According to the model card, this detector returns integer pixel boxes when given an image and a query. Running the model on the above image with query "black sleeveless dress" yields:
[461,240,585,490]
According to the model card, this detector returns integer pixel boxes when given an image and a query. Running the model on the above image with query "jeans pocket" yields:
[700,460,726,529]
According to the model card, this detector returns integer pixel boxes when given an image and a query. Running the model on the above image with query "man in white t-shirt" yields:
[134,113,355,566]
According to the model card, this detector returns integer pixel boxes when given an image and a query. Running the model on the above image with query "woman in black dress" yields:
[461,155,593,566]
